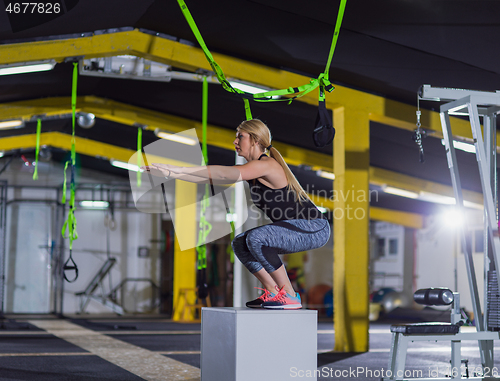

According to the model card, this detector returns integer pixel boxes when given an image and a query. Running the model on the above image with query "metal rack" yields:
[408,85,500,377]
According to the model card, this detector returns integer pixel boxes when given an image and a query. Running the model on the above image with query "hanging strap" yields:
[177,0,347,104]
[323,0,347,84]
[63,250,79,283]
[71,62,77,165]
[201,76,208,166]
[33,118,41,180]
[196,76,212,272]
[313,84,335,147]
[311,0,346,147]
[243,98,252,120]
[61,161,79,282]
[61,62,79,283]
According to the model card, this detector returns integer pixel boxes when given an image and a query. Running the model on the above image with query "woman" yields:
[144,119,330,309]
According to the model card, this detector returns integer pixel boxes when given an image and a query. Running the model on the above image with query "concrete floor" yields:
[0,314,499,380]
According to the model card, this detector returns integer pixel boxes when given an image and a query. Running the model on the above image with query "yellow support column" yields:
[333,106,370,352]
[172,180,198,322]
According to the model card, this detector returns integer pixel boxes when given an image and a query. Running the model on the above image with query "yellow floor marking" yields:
[29,319,200,381]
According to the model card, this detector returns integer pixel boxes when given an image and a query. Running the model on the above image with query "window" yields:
[474,230,484,253]
[388,238,398,255]
[459,228,484,254]
[377,238,385,257]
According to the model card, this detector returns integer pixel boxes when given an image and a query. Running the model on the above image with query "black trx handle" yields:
[313,87,335,147]
[63,249,79,283]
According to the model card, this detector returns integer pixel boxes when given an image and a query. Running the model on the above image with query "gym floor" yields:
[0,314,498,381]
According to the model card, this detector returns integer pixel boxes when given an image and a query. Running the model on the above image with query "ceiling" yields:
[0,0,497,218]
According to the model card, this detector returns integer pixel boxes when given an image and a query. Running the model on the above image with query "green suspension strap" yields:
[177,0,347,105]
[243,98,252,121]
[61,62,79,283]
[312,0,347,147]
[196,76,212,299]
[70,62,77,167]
[227,189,235,264]
[32,118,41,180]
[201,76,209,165]
[324,0,347,85]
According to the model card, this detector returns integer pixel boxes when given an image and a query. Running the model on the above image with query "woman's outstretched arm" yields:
[143,160,270,184]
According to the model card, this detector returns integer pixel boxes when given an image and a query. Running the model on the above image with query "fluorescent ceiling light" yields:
[382,185,483,209]
[316,170,335,180]
[420,192,482,210]
[463,200,483,210]
[229,81,268,94]
[110,159,142,172]
[0,119,24,129]
[228,80,279,99]
[419,191,456,205]
[80,201,109,208]
[384,186,419,199]
[441,139,475,154]
[0,60,56,76]
[154,129,197,145]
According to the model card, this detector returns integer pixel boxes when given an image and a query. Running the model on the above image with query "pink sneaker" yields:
[246,288,276,308]
[262,286,302,309]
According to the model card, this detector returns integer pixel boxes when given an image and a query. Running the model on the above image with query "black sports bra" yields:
[246,154,324,222]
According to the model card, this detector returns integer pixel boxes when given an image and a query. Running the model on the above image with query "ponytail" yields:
[267,146,311,204]
[238,119,312,204]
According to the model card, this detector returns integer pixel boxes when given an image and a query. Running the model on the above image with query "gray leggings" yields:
[231,218,330,274]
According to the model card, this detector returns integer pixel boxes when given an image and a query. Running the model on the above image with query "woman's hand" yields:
[141,163,182,178]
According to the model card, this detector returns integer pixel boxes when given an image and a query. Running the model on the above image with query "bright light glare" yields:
[0,63,55,76]
[110,160,143,172]
[316,170,335,180]
[317,206,328,213]
[440,209,463,228]
[441,139,476,154]
[155,130,197,145]
[226,213,237,222]
[80,201,110,208]
[384,186,419,199]
[0,120,23,129]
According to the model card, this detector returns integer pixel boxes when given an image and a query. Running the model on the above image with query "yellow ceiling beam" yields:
[0,131,186,167]
[0,96,331,172]
[1,130,483,207]
[369,206,423,230]
[370,166,483,206]
[1,131,133,163]
[0,29,487,143]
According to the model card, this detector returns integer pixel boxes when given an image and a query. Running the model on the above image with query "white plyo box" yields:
[201,307,317,381]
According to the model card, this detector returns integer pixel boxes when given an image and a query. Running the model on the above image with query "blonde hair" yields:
[237,119,311,203]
